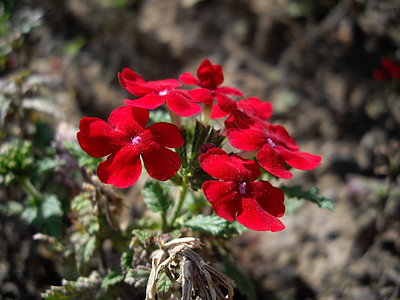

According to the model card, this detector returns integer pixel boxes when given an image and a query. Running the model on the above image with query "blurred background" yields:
[1,0,399,299]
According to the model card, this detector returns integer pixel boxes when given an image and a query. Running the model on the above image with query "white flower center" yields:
[159,89,169,96]
[132,136,142,145]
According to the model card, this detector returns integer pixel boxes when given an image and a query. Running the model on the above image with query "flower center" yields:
[267,138,276,148]
[239,182,247,195]
[159,89,169,96]
[131,136,142,145]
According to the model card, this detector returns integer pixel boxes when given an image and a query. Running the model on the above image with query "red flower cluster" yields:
[77,59,322,231]
[199,148,285,231]
[373,57,400,81]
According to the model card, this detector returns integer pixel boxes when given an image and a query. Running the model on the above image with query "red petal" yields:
[238,97,272,120]
[202,181,240,221]
[210,103,230,119]
[197,60,223,89]
[226,128,266,151]
[276,146,321,170]
[97,145,142,188]
[256,144,292,179]
[124,94,165,110]
[118,68,146,86]
[179,72,201,86]
[252,181,285,217]
[146,122,184,148]
[77,117,125,158]
[230,154,261,181]
[268,125,298,151]
[147,79,181,91]
[236,197,285,231]
[141,146,181,181]
[190,88,213,104]
[199,148,247,182]
[216,86,243,97]
[108,106,149,135]
[166,91,203,117]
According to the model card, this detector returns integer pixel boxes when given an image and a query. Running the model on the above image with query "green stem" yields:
[21,178,42,205]
[169,178,188,228]
[161,210,168,233]
[202,104,212,124]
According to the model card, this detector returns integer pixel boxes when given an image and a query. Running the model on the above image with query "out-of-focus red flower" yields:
[373,68,388,82]
[227,124,321,179]
[179,59,243,119]
[199,148,285,231]
[77,106,184,188]
[119,68,202,117]
[381,57,400,79]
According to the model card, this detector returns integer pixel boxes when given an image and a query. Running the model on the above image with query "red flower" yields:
[224,97,272,130]
[179,59,243,119]
[119,68,202,117]
[199,148,285,231]
[372,68,388,81]
[77,106,184,188]
[381,57,400,79]
[227,125,321,179]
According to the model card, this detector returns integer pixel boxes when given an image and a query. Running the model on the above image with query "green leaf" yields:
[156,272,174,296]
[101,269,124,291]
[42,271,102,299]
[142,181,173,214]
[0,200,24,215]
[120,251,134,270]
[280,185,335,212]
[224,257,256,300]
[182,215,248,237]
[125,266,151,288]
[74,233,97,272]
[41,194,63,218]
[36,157,66,173]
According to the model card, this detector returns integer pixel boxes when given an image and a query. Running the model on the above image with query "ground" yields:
[1,0,399,299]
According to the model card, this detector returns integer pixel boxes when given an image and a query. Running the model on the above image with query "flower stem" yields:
[202,104,212,124]
[21,178,42,205]
[165,104,181,127]
[169,178,188,228]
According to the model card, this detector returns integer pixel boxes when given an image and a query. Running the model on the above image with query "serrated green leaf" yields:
[156,272,174,296]
[280,185,335,212]
[224,257,256,300]
[131,229,152,245]
[125,266,151,288]
[101,269,124,291]
[142,181,173,214]
[0,200,24,215]
[42,271,102,299]
[74,234,97,272]
[183,214,248,237]
[120,251,134,270]
[42,194,62,218]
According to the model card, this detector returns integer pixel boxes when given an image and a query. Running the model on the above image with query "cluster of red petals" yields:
[179,60,243,119]
[77,106,184,188]
[199,148,285,231]
[119,68,202,117]
[227,124,321,179]
[373,57,400,81]
[224,96,272,130]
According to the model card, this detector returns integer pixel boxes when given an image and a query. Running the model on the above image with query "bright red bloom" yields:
[77,106,184,188]
[227,125,321,179]
[199,148,285,231]
[179,59,243,119]
[119,68,202,117]
[224,96,272,130]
